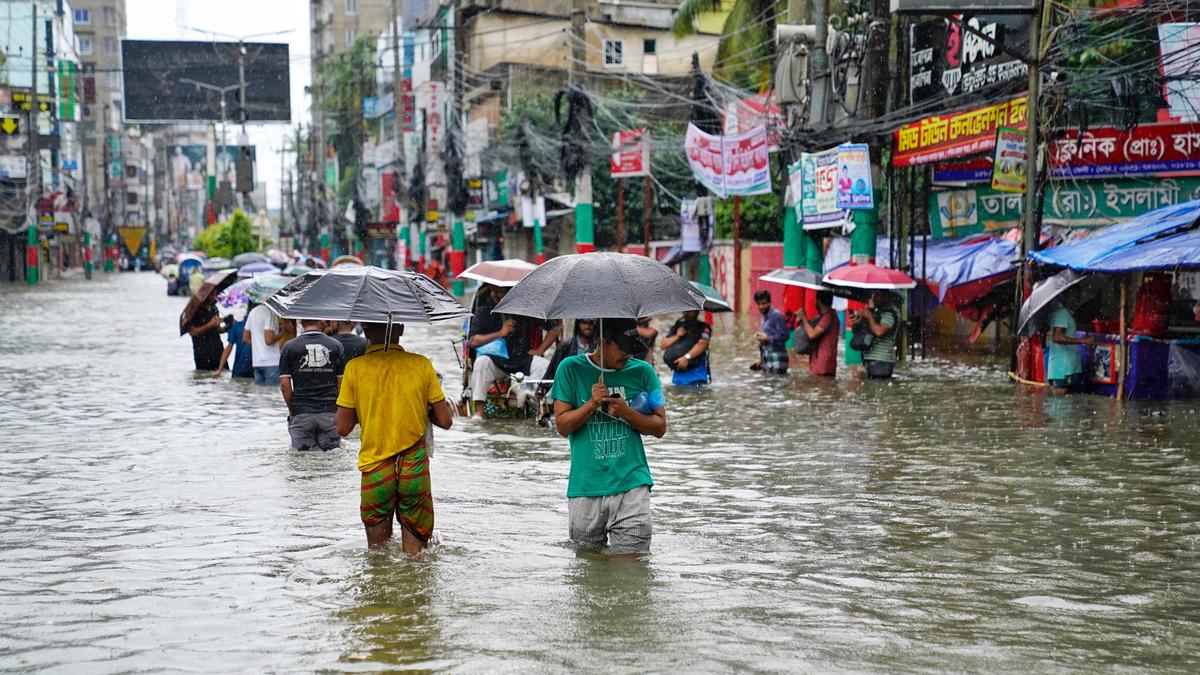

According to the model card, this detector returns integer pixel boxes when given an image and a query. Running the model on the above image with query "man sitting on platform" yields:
[468,284,561,418]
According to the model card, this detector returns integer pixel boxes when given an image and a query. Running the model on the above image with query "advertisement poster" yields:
[990,127,1027,193]
[909,16,1030,107]
[680,198,701,252]
[611,128,650,178]
[684,123,725,196]
[1160,23,1200,123]
[787,158,805,221]
[684,123,772,198]
[835,143,874,209]
[799,148,846,230]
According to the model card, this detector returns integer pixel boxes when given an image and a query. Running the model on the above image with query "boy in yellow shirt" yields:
[336,322,453,552]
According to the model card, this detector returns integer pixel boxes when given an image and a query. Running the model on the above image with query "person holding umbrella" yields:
[1047,286,1096,395]
[798,290,839,378]
[186,295,229,371]
[550,318,666,557]
[850,291,901,380]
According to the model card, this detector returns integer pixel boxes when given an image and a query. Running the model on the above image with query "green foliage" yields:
[714,191,782,241]
[672,0,781,89]
[193,209,258,258]
[315,36,377,211]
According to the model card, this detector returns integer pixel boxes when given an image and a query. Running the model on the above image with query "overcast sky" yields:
[126,0,313,211]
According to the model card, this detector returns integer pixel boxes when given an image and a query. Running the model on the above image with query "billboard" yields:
[121,40,291,123]
[909,15,1029,106]
[891,0,1036,13]
[168,145,256,190]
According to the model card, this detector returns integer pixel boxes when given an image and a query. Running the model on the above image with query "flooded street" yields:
[3,272,1200,671]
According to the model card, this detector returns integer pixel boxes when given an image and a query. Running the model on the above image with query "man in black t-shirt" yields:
[467,284,560,418]
[279,318,346,451]
[325,320,368,363]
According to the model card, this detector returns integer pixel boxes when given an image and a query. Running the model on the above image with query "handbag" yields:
[849,309,896,352]
[476,337,510,360]
[793,313,821,355]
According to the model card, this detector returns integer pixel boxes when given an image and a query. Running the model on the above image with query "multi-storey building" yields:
[71,0,124,224]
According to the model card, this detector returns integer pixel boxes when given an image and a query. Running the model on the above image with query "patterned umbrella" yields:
[217,278,254,311]
[237,262,277,278]
[245,273,294,304]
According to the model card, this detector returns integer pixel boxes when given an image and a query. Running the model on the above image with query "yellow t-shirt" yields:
[336,344,446,472]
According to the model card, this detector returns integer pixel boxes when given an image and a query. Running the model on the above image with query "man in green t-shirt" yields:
[550,318,667,557]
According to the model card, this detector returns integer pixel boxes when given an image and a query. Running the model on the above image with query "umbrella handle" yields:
[598,318,604,385]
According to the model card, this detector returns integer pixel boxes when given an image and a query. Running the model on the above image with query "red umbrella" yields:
[823,263,917,290]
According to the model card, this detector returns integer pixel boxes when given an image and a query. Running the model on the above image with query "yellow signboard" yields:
[118,226,148,255]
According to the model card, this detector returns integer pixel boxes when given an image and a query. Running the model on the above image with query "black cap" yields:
[601,318,647,355]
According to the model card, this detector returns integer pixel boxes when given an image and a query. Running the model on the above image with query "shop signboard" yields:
[1051,122,1200,177]
[1159,23,1200,123]
[929,176,1200,237]
[909,15,1030,106]
[610,128,650,178]
[0,155,27,178]
[893,96,1027,166]
[990,127,1026,192]
[684,123,771,198]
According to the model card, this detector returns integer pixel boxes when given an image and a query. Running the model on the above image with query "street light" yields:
[178,78,241,179]
[185,27,295,132]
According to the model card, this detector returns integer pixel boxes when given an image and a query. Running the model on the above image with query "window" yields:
[346,27,358,43]
[103,37,118,55]
[74,9,91,24]
[78,35,93,55]
[346,0,357,14]
[643,39,656,54]
[103,6,118,26]
[603,39,624,67]
[106,71,121,89]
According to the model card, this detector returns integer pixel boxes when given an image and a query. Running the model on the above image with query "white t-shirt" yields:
[246,304,282,368]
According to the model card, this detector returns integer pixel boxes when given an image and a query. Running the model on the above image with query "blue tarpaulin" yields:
[1029,199,1200,272]
[826,235,1018,300]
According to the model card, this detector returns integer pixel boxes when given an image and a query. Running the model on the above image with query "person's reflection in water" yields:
[563,554,664,656]
[337,553,442,668]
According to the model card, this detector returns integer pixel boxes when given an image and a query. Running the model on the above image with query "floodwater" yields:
[2,272,1199,672]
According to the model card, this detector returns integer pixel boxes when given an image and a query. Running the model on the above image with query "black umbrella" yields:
[264,266,468,324]
[492,252,705,320]
[1017,269,1100,335]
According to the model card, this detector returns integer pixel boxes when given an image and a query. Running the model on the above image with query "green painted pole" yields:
[534,218,544,264]
[575,202,594,254]
[782,207,800,268]
[25,224,37,285]
[451,219,465,296]
[844,200,880,366]
[83,231,93,279]
[398,224,409,270]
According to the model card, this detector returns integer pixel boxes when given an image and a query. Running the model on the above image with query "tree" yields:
[672,0,783,89]
[193,209,258,258]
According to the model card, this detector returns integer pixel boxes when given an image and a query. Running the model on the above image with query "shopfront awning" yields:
[1030,199,1200,272]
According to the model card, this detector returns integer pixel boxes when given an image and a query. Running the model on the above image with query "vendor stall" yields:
[1026,200,1200,400]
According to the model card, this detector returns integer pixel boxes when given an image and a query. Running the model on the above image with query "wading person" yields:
[468,284,560,418]
[851,291,900,380]
[325,320,368,362]
[750,289,789,374]
[279,318,345,452]
[1047,291,1095,395]
[546,318,596,381]
[187,295,228,371]
[244,302,283,385]
[213,308,253,380]
[336,322,453,552]
[798,290,839,378]
[660,310,712,386]
[550,318,667,557]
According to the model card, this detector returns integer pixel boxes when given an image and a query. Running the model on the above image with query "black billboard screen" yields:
[121,40,291,123]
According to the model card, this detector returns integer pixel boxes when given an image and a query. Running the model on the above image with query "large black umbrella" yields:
[492,252,705,320]
[1017,269,1100,335]
[264,266,468,324]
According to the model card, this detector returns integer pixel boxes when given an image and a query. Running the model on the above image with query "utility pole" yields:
[26,3,39,284]
[391,0,408,269]
[569,0,593,255]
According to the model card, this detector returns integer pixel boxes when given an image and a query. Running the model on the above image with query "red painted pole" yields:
[616,179,624,253]
[733,195,741,313]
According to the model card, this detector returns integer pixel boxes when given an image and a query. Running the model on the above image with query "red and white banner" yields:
[723,92,783,150]
[685,123,771,198]
[1051,122,1200,178]
[610,128,650,178]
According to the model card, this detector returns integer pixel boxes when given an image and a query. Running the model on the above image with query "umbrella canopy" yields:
[760,267,826,290]
[457,258,538,287]
[1016,269,1100,335]
[824,263,917,290]
[202,257,231,271]
[232,252,270,268]
[179,269,238,335]
[245,273,294,305]
[237,261,277,278]
[176,251,206,262]
[265,266,468,323]
[492,252,705,320]
[283,264,314,277]
[331,255,364,269]
[217,278,254,311]
[266,248,290,265]
[690,281,732,312]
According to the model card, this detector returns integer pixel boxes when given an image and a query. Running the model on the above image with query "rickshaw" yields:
[453,260,556,425]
